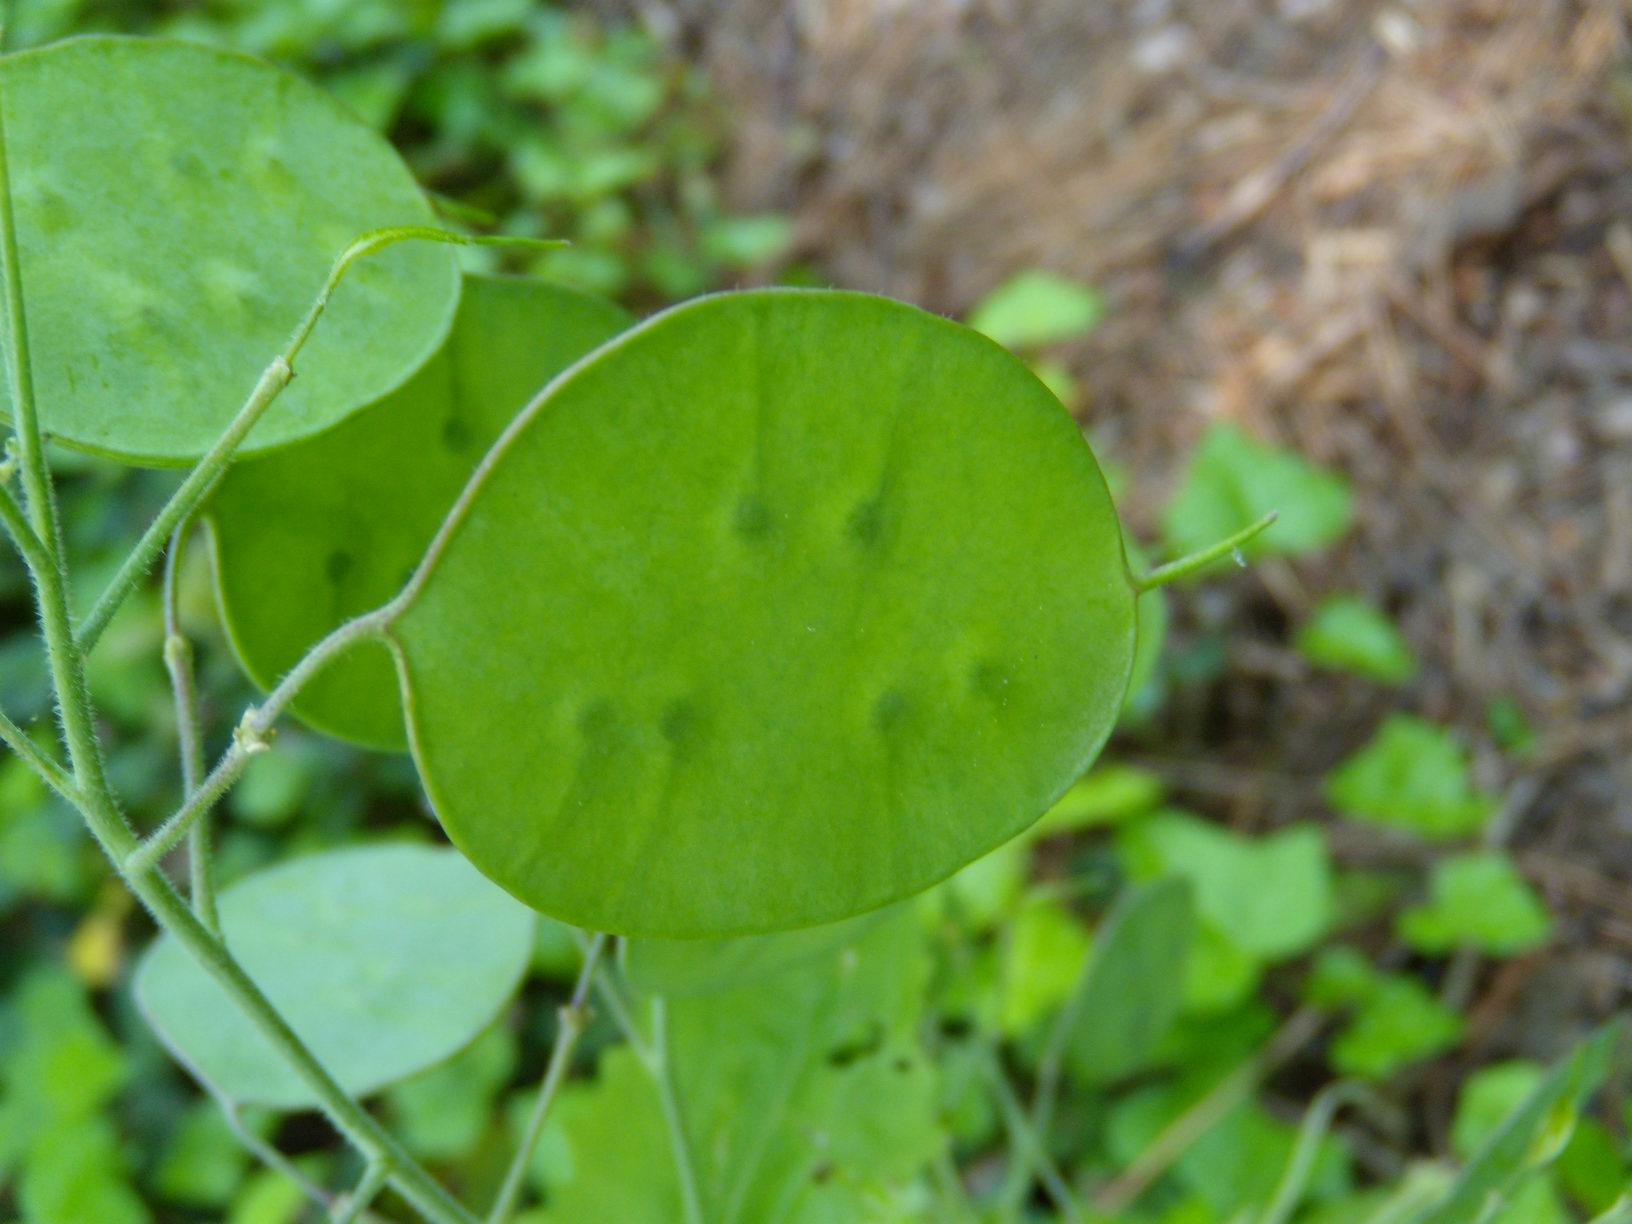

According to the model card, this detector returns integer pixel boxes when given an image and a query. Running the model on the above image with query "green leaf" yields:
[1027,358,1082,411]
[1330,976,1463,1081]
[1409,1020,1629,1224]
[1485,696,1538,759]
[1063,878,1194,1085]
[1118,810,1332,961]
[0,36,459,463]
[1036,762,1165,835]
[998,896,1092,1034]
[1451,1062,1545,1159]
[1294,595,1416,684]
[1556,1118,1628,1216]
[1161,424,1353,562]
[393,289,1135,936]
[966,270,1105,349]
[226,1168,309,1224]
[700,214,792,268]
[384,1023,518,1161]
[134,844,533,1107]
[208,273,631,748]
[936,839,1029,932]
[1397,852,1552,956]
[623,909,886,997]
[524,1046,677,1221]
[151,1100,254,1209]
[1306,948,1462,1080]
[0,966,127,1127]
[537,910,942,1222]
[1181,917,1262,1014]
[1324,715,1496,841]
[17,1116,149,1224]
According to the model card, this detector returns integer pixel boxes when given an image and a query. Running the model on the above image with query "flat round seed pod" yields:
[0,36,459,463]
[207,275,631,749]
[391,289,1136,937]
[134,844,533,1108]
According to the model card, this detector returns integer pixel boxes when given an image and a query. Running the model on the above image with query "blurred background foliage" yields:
[0,1,1628,1222]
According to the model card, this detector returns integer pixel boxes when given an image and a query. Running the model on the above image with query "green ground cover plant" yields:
[0,20,1626,1224]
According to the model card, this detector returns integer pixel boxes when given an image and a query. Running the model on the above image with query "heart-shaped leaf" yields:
[0,36,460,462]
[207,274,631,748]
[389,289,1135,936]
[133,844,533,1108]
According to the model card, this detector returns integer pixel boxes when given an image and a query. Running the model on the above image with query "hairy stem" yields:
[0,17,126,847]
[126,604,393,874]
[487,932,608,1224]
[0,705,75,800]
[0,476,48,572]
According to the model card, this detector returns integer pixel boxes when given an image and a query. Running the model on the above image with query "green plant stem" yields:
[931,1151,978,1224]
[1129,511,1278,593]
[0,705,75,800]
[74,228,565,656]
[1027,933,1100,1182]
[334,1160,392,1224]
[588,951,649,1062]
[74,356,288,656]
[212,1090,337,1212]
[129,849,474,1223]
[126,604,393,875]
[487,932,608,1224]
[1090,1006,1322,1216]
[0,16,125,843]
[0,476,48,572]
[584,961,701,1222]
[0,99,471,1224]
[648,997,707,1224]
[1259,1081,1369,1224]
[932,889,1078,1222]
[163,520,216,931]
[982,1049,1083,1223]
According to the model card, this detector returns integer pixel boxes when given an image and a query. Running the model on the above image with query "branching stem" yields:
[487,932,609,1224]
[0,90,477,1223]
[126,604,393,875]
[73,228,565,656]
